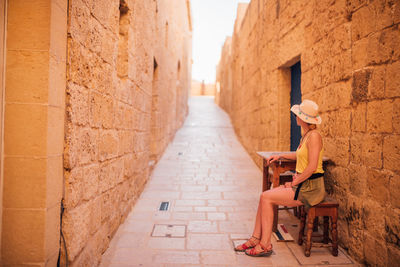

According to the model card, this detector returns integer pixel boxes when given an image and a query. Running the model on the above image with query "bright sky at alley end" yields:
[191,0,251,84]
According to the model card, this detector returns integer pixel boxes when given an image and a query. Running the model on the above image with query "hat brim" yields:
[290,105,322,125]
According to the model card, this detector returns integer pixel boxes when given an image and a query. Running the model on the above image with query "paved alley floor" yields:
[100,97,359,267]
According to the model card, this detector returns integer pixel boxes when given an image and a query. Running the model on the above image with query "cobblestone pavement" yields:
[100,96,359,267]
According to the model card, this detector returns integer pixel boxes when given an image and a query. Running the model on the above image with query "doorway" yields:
[290,61,301,151]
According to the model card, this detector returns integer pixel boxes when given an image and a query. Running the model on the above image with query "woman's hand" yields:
[267,155,280,165]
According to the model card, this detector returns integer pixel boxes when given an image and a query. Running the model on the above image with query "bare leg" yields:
[252,185,285,239]
[235,195,263,251]
[252,195,263,238]
[251,187,302,253]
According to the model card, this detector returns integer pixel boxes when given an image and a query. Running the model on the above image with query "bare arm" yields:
[292,132,322,186]
[267,152,296,165]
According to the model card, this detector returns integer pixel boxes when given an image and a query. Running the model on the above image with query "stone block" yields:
[63,202,91,261]
[64,125,98,169]
[373,0,395,31]
[100,30,118,65]
[91,59,115,96]
[49,55,67,107]
[91,0,119,33]
[98,130,119,161]
[67,39,94,88]
[50,0,68,61]
[46,205,61,259]
[350,133,363,164]
[383,135,400,171]
[331,22,352,56]
[385,60,400,98]
[2,209,46,264]
[4,103,47,156]
[345,0,368,13]
[84,16,105,55]
[333,108,351,137]
[3,157,46,208]
[345,194,364,234]
[395,1,400,24]
[389,173,400,208]
[352,68,372,103]
[366,99,393,133]
[351,4,375,42]
[6,0,50,50]
[66,82,89,126]
[68,0,91,44]
[363,232,377,265]
[46,156,63,208]
[47,106,65,156]
[351,37,369,70]
[348,163,367,197]
[361,133,383,168]
[351,102,366,132]
[5,50,49,103]
[366,168,390,205]
[325,137,349,167]
[319,111,334,137]
[368,65,386,99]
[81,164,100,202]
[123,154,135,178]
[387,244,400,266]
[118,130,135,156]
[329,166,350,191]
[363,232,388,266]
[367,28,395,65]
[393,96,400,134]
[64,168,82,209]
[384,208,400,247]
[89,197,102,235]
[89,91,114,129]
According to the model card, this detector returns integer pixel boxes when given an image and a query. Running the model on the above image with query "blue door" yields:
[290,62,302,151]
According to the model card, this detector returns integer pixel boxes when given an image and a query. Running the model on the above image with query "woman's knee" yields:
[261,191,272,201]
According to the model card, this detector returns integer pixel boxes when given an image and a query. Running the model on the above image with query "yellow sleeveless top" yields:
[295,131,324,174]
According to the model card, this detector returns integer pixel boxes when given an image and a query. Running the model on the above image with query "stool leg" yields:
[305,209,315,257]
[323,216,329,244]
[298,206,305,245]
[331,209,338,256]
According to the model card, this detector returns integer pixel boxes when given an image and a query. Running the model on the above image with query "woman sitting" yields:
[235,99,326,257]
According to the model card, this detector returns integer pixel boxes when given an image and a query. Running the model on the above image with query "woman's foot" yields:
[234,236,260,252]
[245,242,273,257]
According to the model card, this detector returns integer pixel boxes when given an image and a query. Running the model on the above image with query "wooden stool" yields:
[298,197,338,257]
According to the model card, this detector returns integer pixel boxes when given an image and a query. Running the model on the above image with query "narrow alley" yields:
[100,97,357,267]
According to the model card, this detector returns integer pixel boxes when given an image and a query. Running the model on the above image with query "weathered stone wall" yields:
[216,37,233,113]
[216,0,400,266]
[63,0,192,265]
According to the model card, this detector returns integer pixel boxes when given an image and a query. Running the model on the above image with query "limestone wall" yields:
[63,0,192,265]
[1,0,67,265]
[216,0,400,265]
[216,37,233,114]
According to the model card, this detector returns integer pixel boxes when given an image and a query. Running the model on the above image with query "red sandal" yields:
[234,236,260,252]
[245,243,273,257]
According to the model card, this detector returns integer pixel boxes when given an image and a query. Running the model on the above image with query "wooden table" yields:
[256,151,330,232]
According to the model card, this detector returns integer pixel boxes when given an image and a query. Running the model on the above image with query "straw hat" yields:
[290,99,322,125]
